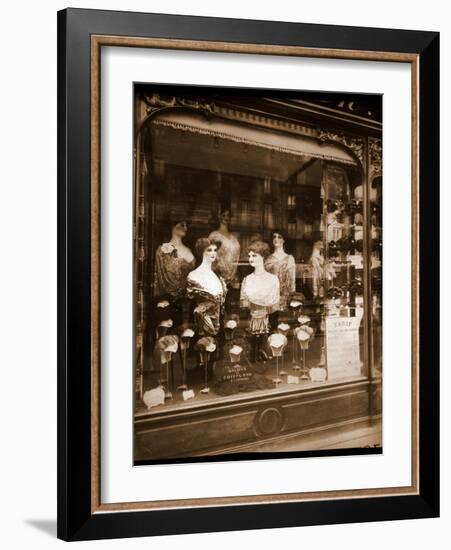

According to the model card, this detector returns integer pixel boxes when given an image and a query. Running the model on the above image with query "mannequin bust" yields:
[186,238,226,336]
[326,202,344,243]
[208,208,240,284]
[310,240,325,298]
[264,231,296,310]
[240,240,280,335]
[154,218,195,299]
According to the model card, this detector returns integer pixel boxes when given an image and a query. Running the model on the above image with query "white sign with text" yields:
[326,317,362,380]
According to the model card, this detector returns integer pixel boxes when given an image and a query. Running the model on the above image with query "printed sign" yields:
[214,362,253,383]
[326,317,361,380]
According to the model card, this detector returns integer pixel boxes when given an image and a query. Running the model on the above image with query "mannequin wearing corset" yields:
[186,239,226,337]
[264,231,296,311]
[240,241,279,363]
[208,209,240,284]
[154,219,195,299]
[240,241,280,335]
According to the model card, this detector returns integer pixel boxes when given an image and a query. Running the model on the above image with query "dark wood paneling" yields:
[135,380,379,460]
[136,410,257,459]
[282,389,368,432]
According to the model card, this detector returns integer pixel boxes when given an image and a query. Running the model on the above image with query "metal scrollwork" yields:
[143,93,214,118]
[318,129,365,166]
[369,137,382,181]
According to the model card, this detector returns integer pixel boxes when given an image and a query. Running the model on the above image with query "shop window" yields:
[138,156,368,411]
[133,93,382,461]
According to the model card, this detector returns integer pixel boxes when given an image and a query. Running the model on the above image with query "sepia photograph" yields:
[133,85,383,463]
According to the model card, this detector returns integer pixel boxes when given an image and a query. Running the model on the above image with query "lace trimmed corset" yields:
[240,271,280,335]
[248,306,270,335]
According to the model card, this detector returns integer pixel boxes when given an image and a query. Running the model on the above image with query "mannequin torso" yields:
[154,237,195,299]
[265,249,296,310]
[240,269,280,335]
[187,266,223,297]
[169,238,194,264]
[187,261,226,337]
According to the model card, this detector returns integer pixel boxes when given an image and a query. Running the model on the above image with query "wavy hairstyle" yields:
[248,240,271,260]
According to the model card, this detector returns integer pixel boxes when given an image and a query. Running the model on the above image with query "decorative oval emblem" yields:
[255,407,284,436]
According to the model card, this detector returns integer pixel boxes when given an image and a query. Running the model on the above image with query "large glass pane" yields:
[135,124,369,411]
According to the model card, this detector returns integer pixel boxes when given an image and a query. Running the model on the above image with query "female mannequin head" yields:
[272,231,286,251]
[211,204,232,232]
[248,240,270,270]
[170,217,189,240]
[195,238,218,266]
[219,209,231,228]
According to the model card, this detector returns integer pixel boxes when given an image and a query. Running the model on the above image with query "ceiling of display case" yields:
[149,111,357,182]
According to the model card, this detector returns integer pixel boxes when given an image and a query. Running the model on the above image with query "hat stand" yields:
[200,350,211,394]
[177,338,190,391]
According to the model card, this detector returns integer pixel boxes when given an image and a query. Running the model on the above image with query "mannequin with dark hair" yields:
[154,217,195,298]
[186,238,226,336]
[264,231,296,310]
[208,207,240,284]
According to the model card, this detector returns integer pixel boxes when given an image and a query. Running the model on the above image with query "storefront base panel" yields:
[134,378,381,461]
